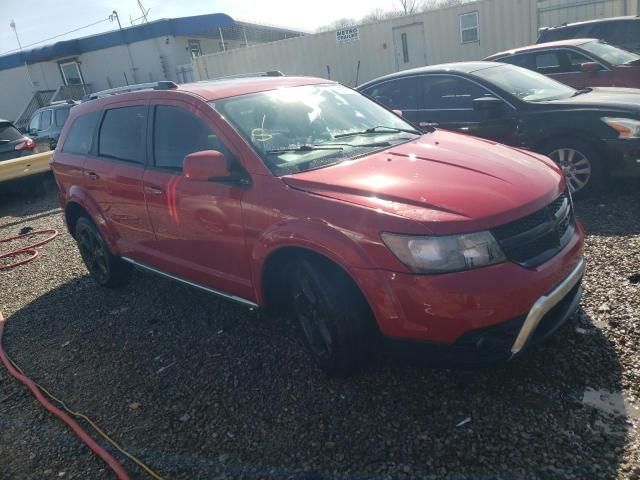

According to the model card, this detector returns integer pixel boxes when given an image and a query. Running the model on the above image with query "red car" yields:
[486,39,640,89]
[51,76,585,375]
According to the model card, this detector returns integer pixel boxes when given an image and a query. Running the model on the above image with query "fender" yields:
[250,218,378,304]
[66,185,122,255]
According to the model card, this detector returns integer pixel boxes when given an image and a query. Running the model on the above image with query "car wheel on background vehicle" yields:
[75,217,132,288]
[540,139,604,198]
[290,256,375,376]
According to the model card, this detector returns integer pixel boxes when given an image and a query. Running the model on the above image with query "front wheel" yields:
[290,257,375,376]
[75,217,131,288]
[541,139,605,198]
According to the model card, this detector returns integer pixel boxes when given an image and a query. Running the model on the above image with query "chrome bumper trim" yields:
[511,257,585,355]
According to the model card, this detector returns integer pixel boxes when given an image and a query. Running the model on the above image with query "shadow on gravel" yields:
[575,178,640,236]
[3,268,631,479]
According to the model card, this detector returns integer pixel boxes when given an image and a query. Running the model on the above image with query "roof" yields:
[357,62,503,88]
[540,15,640,30]
[0,13,302,72]
[486,38,595,59]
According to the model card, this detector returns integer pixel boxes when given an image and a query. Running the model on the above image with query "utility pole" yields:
[9,19,35,90]
[110,10,137,84]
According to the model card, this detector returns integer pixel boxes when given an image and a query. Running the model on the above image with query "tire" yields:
[75,216,132,288]
[539,138,605,199]
[290,256,375,376]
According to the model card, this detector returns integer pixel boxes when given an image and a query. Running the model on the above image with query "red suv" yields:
[51,76,585,375]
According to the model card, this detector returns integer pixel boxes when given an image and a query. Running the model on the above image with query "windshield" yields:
[473,64,576,102]
[581,40,640,65]
[212,84,420,175]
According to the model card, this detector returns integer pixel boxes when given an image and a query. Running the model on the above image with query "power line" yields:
[0,17,112,56]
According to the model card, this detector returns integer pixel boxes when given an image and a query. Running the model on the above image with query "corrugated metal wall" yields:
[192,0,638,86]
[538,0,638,28]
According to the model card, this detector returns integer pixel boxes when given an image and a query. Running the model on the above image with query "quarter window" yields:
[460,12,479,43]
[62,110,101,155]
[153,105,232,171]
[98,106,146,163]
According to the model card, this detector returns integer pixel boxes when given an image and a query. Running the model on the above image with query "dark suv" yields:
[27,101,76,152]
[538,16,640,54]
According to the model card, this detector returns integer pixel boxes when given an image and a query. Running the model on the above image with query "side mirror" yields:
[580,62,602,73]
[392,109,403,117]
[183,150,230,181]
[473,96,504,111]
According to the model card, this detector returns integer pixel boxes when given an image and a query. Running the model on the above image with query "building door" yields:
[392,23,426,72]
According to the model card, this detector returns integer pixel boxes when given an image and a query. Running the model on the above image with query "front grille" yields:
[491,192,574,268]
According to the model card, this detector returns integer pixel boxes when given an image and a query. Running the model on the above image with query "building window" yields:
[401,33,410,64]
[59,61,84,85]
[188,39,202,58]
[460,12,479,44]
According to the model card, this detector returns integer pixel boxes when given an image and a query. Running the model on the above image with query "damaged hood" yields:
[282,130,564,234]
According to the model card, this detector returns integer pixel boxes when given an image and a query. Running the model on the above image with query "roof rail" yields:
[85,81,178,100]
[49,99,77,106]
[199,71,285,82]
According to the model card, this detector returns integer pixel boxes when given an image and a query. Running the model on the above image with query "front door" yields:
[142,100,253,300]
[417,74,521,146]
[85,101,155,256]
[392,23,426,71]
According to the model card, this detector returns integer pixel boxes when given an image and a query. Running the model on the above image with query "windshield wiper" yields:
[265,145,344,154]
[333,126,421,139]
[572,87,592,97]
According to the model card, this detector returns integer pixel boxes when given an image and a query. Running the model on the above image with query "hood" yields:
[545,87,640,112]
[282,130,564,235]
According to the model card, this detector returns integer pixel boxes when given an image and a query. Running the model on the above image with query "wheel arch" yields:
[533,129,609,172]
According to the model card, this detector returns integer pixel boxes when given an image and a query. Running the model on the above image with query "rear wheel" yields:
[290,256,375,376]
[75,217,131,288]
[540,139,605,198]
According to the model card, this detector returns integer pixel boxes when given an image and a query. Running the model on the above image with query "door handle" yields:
[419,121,439,128]
[144,185,164,195]
[86,171,99,180]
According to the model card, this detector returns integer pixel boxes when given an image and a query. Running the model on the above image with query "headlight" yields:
[381,231,506,274]
[602,117,640,139]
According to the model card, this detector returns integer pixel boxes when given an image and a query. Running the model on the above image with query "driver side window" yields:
[153,105,234,172]
[422,76,493,110]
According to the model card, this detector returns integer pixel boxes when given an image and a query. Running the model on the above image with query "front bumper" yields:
[387,258,584,367]
[603,138,640,177]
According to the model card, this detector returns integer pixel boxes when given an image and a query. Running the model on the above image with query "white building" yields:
[192,0,640,87]
[0,13,303,128]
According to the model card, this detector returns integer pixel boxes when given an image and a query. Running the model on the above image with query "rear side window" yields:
[363,77,422,110]
[499,53,535,69]
[534,51,562,74]
[40,110,52,130]
[98,106,146,163]
[55,108,70,127]
[0,122,23,142]
[153,105,231,171]
[62,110,101,155]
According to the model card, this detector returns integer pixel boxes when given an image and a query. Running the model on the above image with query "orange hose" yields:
[0,229,130,479]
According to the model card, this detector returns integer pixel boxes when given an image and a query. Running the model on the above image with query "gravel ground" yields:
[0,181,639,480]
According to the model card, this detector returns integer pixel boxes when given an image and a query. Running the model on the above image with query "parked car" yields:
[0,118,50,194]
[485,39,640,89]
[358,61,640,197]
[537,16,640,54]
[27,100,76,152]
[51,78,584,375]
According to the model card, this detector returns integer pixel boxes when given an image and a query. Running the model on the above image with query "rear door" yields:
[0,122,26,161]
[84,101,155,256]
[142,99,253,299]
[360,76,422,124]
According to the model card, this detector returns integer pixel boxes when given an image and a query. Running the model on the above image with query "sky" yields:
[0,0,398,56]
